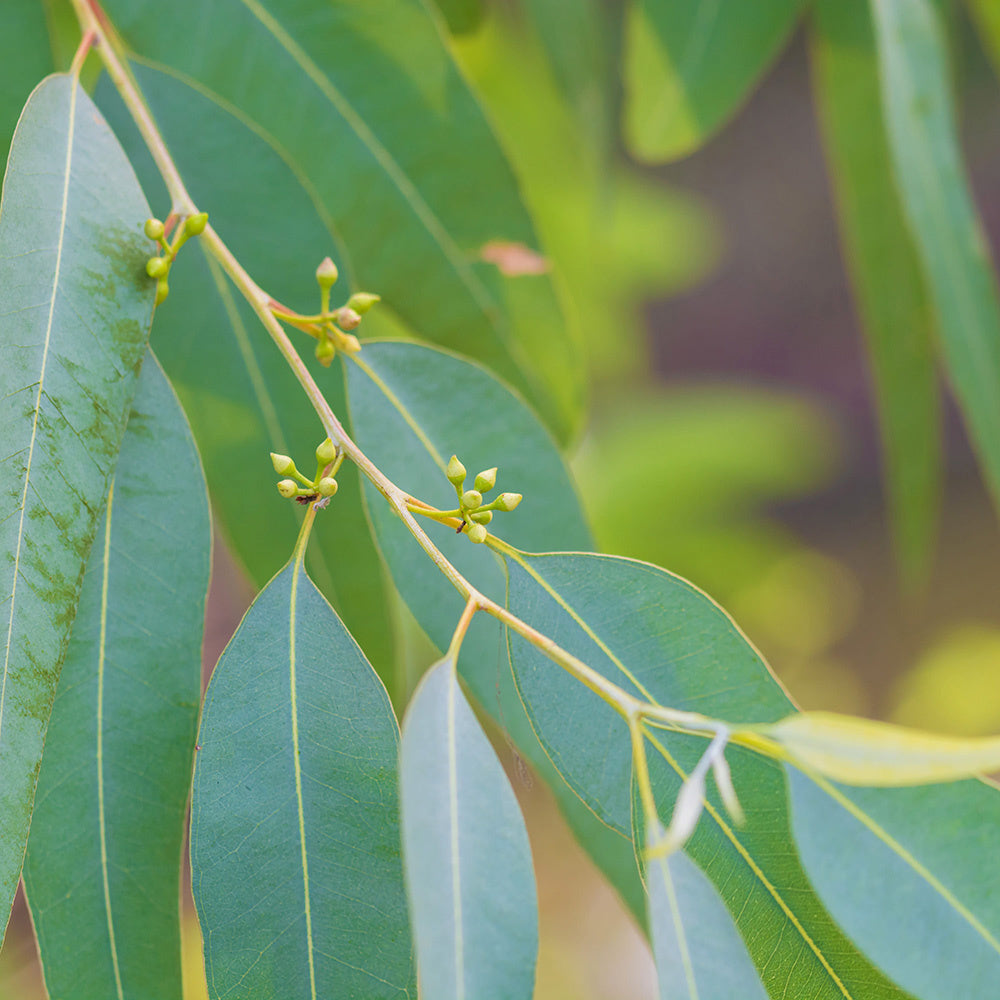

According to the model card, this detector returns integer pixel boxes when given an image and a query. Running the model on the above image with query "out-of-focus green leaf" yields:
[430,0,482,35]
[101,0,583,442]
[23,353,209,1000]
[812,0,940,583]
[624,0,804,162]
[787,769,1000,998]
[504,551,908,998]
[0,1,53,163]
[872,0,1000,514]
[0,74,153,938]
[400,654,537,1000]
[97,70,399,690]
[639,841,768,1000]
[191,550,413,999]
[455,15,720,383]
[968,0,1000,77]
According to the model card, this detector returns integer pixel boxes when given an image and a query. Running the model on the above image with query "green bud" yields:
[146,256,169,278]
[277,479,298,498]
[460,489,482,511]
[471,510,493,524]
[315,338,336,367]
[495,492,522,512]
[144,218,165,241]
[155,278,169,306]
[467,523,488,544]
[271,452,296,475]
[317,477,339,497]
[340,333,362,354]
[474,467,497,492]
[337,307,362,332]
[316,438,338,464]
[446,455,466,488]
[347,292,380,315]
[315,256,339,289]
[184,212,209,236]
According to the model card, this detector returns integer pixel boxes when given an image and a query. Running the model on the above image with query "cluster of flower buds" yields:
[143,212,209,305]
[312,257,380,367]
[445,455,522,544]
[271,437,342,509]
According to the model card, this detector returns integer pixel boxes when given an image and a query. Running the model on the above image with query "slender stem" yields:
[73,0,736,742]
[446,598,479,660]
[70,28,95,77]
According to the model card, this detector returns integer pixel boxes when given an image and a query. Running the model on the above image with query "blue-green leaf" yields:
[191,545,414,998]
[23,352,210,1000]
[400,654,537,1000]
[0,74,153,936]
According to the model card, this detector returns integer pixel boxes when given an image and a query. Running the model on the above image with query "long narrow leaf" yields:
[0,74,153,936]
[23,353,210,1000]
[872,0,1000,512]
[811,0,940,582]
[191,542,414,998]
[400,655,537,1000]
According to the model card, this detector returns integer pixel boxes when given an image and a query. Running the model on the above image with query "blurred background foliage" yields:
[3,0,1000,997]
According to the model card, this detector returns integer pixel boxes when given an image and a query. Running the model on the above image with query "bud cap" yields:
[315,256,339,289]
[474,467,498,492]
[347,292,380,314]
[144,218,165,241]
[446,455,466,488]
[184,212,209,236]
[315,438,338,464]
[496,492,522,512]
[467,523,488,544]
[317,477,339,497]
[277,479,298,498]
[146,256,169,278]
[461,490,483,511]
[271,452,296,475]
[337,308,362,331]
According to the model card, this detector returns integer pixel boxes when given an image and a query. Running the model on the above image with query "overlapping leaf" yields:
[23,353,209,1000]
[0,74,153,936]
[504,551,910,998]
[97,70,399,686]
[624,0,804,162]
[872,0,1000,514]
[400,655,537,1000]
[811,0,939,582]
[101,0,583,442]
[191,550,413,999]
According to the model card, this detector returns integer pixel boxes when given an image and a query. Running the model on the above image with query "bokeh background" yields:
[3,3,1000,997]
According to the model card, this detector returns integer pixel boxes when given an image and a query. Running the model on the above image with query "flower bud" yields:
[460,490,482,511]
[446,455,466,488]
[317,477,339,497]
[315,339,336,366]
[315,438,338,464]
[155,278,169,306]
[146,256,169,278]
[315,256,339,289]
[337,308,362,332]
[144,218,164,241]
[271,452,296,475]
[277,479,298,498]
[467,523,488,544]
[184,212,209,236]
[495,492,522,512]
[474,467,497,492]
[347,292,380,314]
[471,510,493,524]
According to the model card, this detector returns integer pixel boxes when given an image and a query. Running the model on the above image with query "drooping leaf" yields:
[786,769,1000,999]
[623,0,804,162]
[191,544,414,999]
[762,711,1000,785]
[97,70,400,689]
[0,74,153,936]
[872,0,1000,514]
[100,0,584,442]
[23,352,210,1000]
[811,0,940,583]
[504,551,908,998]
[399,654,537,1000]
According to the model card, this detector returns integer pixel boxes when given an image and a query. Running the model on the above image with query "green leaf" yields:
[22,352,210,1000]
[0,0,54,163]
[504,552,908,998]
[0,74,153,936]
[97,70,399,688]
[191,547,414,999]
[968,0,1000,79]
[399,654,537,999]
[786,769,1000,998]
[101,0,583,442]
[811,0,940,583]
[641,844,768,1000]
[429,0,483,35]
[872,0,1000,515]
[623,0,804,162]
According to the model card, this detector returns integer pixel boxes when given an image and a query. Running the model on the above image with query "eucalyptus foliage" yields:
[2,2,1000,999]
